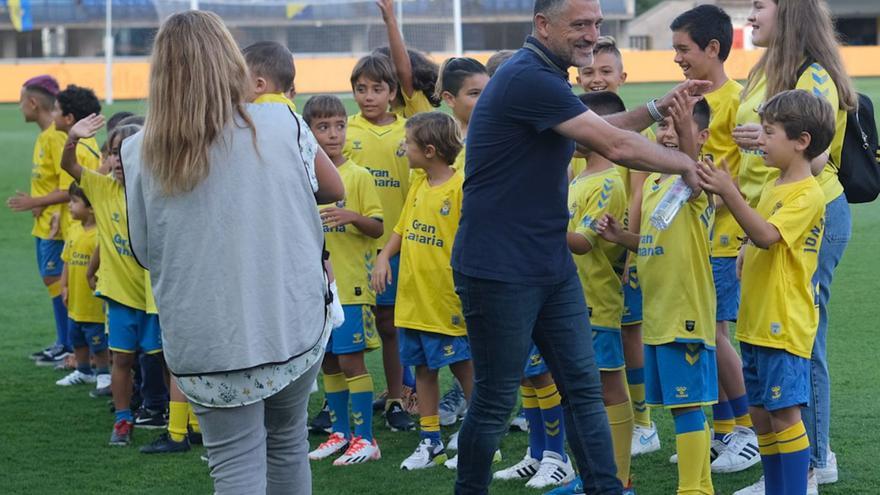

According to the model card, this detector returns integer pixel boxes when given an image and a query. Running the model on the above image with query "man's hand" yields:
[319,207,359,229]
[696,157,739,200]
[7,191,37,212]
[668,91,700,160]
[68,113,105,140]
[732,123,762,151]
[656,79,712,117]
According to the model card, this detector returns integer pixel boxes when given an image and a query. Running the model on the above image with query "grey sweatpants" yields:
[193,361,321,495]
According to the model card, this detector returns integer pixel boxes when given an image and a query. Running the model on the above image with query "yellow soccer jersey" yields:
[29,123,67,239]
[637,175,716,346]
[738,67,846,206]
[320,160,384,305]
[60,137,102,240]
[394,91,434,118]
[571,129,655,192]
[254,92,297,112]
[343,113,410,247]
[62,223,104,323]
[739,177,825,358]
[704,79,745,257]
[79,169,147,311]
[393,170,465,336]
[568,168,627,328]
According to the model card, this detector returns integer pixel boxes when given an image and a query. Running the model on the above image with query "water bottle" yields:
[649,177,693,231]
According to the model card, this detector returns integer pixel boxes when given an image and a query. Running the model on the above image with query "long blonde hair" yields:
[743,0,856,111]
[143,10,255,195]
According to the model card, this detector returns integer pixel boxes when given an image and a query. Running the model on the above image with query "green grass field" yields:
[2,81,879,494]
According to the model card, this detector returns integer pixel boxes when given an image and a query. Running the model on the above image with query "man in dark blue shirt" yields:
[452,1,709,494]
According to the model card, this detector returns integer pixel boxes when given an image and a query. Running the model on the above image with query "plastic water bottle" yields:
[649,177,693,231]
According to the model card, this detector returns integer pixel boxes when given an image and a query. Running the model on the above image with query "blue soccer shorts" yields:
[645,342,718,408]
[35,238,64,278]
[375,253,399,306]
[107,300,163,354]
[328,304,379,355]
[621,265,643,326]
[711,256,740,322]
[68,318,108,353]
[523,342,550,378]
[399,328,470,370]
[593,326,625,371]
[741,342,809,411]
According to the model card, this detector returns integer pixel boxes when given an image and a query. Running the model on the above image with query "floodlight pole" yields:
[190,0,199,10]
[453,0,462,56]
[104,0,113,105]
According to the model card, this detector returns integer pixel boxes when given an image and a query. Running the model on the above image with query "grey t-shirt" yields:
[123,104,326,376]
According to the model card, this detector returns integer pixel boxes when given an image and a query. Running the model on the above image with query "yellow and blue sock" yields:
[606,401,634,485]
[777,421,810,495]
[730,394,753,428]
[536,383,566,460]
[626,368,651,428]
[347,374,374,442]
[420,415,441,444]
[521,386,544,460]
[712,400,736,441]
[48,282,70,350]
[673,409,711,494]
[758,432,783,494]
[168,400,189,442]
[323,372,350,438]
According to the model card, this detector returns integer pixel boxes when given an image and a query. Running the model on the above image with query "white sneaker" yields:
[493,449,541,480]
[510,407,529,432]
[447,431,459,451]
[525,451,575,489]
[445,449,501,470]
[333,436,381,465]
[733,476,765,495]
[56,370,97,386]
[309,432,349,460]
[712,426,761,473]
[632,422,661,456]
[670,437,727,464]
[400,438,447,470]
[439,382,467,426]
[807,470,819,495]
[815,451,838,484]
[95,373,111,389]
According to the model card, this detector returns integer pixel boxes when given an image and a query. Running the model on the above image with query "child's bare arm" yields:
[61,114,105,183]
[87,245,100,291]
[596,214,639,252]
[313,147,345,204]
[567,232,593,255]
[376,0,415,98]
[320,207,384,239]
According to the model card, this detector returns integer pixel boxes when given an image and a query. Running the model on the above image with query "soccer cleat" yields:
[631,422,661,456]
[445,449,502,470]
[308,400,332,434]
[55,370,97,386]
[622,483,637,495]
[134,407,168,429]
[816,450,838,484]
[400,438,447,470]
[526,451,576,489]
[807,470,819,495]
[35,346,70,367]
[30,345,54,360]
[711,426,761,473]
[669,437,726,464]
[543,476,584,495]
[509,407,529,432]
[385,400,415,432]
[109,419,134,446]
[140,433,191,454]
[188,430,203,446]
[309,432,349,461]
[493,449,541,480]
[332,436,381,466]
[439,383,467,426]
[732,476,764,495]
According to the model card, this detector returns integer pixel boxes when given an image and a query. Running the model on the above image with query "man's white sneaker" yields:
[309,432,349,460]
[95,373,111,390]
[400,438,447,470]
[445,449,501,470]
[447,430,459,451]
[711,426,761,473]
[493,449,540,480]
[525,451,575,489]
[807,470,819,495]
[332,436,381,465]
[733,476,765,495]
[815,451,838,484]
[631,422,661,456]
[56,370,97,386]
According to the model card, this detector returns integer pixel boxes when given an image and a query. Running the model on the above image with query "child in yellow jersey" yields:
[599,98,718,495]
[372,112,473,471]
[563,91,633,490]
[671,5,759,473]
[376,0,440,118]
[345,53,415,431]
[56,182,110,389]
[7,75,72,365]
[699,90,832,495]
[61,117,167,447]
[576,36,659,454]
[301,95,385,466]
[243,41,297,112]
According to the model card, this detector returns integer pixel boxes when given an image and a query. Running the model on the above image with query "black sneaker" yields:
[30,345,53,360]
[139,433,191,454]
[134,407,168,429]
[309,400,332,434]
[34,345,70,367]
[188,426,203,446]
[385,399,415,432]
